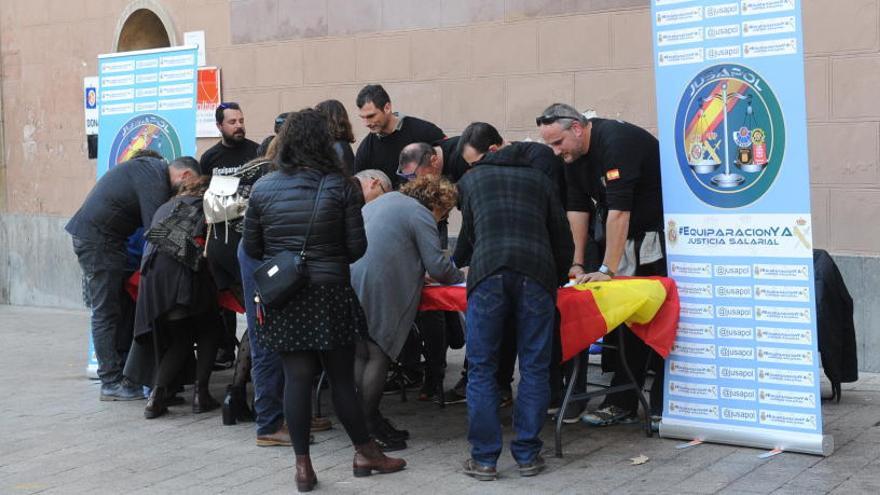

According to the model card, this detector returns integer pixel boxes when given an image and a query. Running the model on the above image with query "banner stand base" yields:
[661,419,834,457]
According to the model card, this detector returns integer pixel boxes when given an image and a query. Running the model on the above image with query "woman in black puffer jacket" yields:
[243,109,405,492]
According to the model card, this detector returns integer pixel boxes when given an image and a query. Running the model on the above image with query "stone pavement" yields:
[1,304,879,494]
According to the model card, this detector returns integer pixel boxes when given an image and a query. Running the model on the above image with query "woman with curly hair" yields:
[350,175,464,451]
[243,109,405,492]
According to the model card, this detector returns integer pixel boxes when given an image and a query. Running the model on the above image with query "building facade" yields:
[1,0,878,368]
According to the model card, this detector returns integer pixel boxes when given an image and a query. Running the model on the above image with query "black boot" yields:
[144,386,168,419]
[222,384,255,425]
[193,381,220,414]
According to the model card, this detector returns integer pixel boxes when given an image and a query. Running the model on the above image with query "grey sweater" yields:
[350,192,464,358]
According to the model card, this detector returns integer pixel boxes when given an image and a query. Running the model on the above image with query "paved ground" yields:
[1,305,879,494]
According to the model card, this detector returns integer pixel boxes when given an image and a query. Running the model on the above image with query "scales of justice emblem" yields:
[675,64,784,208]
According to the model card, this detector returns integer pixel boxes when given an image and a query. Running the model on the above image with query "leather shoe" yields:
[193,382,220,414]
[295,454,317,492]
[144,387,168,419]
[353,439,406,477]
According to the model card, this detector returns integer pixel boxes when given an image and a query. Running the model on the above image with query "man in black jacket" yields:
[454,150,573,480]
[66,157,199,401]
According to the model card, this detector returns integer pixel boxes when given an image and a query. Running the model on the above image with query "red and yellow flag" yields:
[419,277,680,362]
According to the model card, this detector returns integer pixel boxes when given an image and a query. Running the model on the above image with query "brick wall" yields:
[0,0,877,256]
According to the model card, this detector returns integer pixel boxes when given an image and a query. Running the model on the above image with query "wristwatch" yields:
[598,264,615,278]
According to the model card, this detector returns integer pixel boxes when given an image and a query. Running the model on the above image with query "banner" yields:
[197,67,222,138]
[97,45,198,176]
[652,0,832,455]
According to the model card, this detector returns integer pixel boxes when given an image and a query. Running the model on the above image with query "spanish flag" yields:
[419,277,680,362]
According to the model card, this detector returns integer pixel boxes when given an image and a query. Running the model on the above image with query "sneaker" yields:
[561,402,586,424]
[100,382,145,401]
[462,458,497,481]
[581,405,638,426]
[380,416,410,441]
[517,455,546,477]
[256,428,292,447]
[372,430,407,452]
[257,428,314,447]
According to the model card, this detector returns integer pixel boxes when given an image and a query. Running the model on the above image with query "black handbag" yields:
[253,176,327,308]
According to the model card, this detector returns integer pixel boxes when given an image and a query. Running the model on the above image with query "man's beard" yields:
[222,130,246,144]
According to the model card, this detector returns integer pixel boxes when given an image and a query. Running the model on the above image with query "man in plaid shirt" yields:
[453,144,573,480]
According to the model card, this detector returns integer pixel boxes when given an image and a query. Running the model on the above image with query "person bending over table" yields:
[537,103,667,428]
[351,175,463,452]
[453,147,573,480]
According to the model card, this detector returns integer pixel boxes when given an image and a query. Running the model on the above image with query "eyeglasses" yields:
[535,114,581,127]
[396,162,419,181]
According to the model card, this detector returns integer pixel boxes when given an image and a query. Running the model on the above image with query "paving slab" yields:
[1,305,879,494]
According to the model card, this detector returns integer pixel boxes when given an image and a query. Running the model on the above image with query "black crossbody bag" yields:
[254,176,327,309]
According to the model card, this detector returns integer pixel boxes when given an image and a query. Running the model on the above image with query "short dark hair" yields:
[130,148,166,161]
[275,108,345,175]
[315,99,355,143]
[399,142,435,169]
[356,84,391,109]
[169,156,201,175]
[215,102,241,124]
[459,122,504,155]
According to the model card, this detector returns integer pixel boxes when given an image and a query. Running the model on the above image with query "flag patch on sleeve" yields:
[606,169,620,181]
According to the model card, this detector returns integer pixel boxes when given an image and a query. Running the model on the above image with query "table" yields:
[419,276,680,456]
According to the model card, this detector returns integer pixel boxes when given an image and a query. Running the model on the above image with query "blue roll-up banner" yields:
[88,46,198,378]
[652,0,832,455]
[97,45,198,176]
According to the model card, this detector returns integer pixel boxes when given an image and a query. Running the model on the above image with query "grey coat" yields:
[351,192,464,359]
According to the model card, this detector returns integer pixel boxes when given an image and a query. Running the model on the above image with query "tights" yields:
[353,339,391,432]
[280,347,370,455]
[154,314,219,388]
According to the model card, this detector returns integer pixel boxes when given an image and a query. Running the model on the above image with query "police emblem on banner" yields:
[674,64,785,208]
[109,113,183,168]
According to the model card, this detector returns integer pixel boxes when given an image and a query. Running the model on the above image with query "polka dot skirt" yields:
[256,283,367,352]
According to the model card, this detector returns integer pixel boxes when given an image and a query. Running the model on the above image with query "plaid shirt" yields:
[453,153,573,296]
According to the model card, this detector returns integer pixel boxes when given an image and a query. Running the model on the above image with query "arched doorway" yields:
[114,1,177,52]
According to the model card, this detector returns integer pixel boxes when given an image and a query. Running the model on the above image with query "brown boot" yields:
[295,455,317,492]
[352,439,407,477]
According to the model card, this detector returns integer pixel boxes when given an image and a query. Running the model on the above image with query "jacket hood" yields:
[472,143,532,169]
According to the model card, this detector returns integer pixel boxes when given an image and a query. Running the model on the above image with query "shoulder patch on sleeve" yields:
[606,168,620,181]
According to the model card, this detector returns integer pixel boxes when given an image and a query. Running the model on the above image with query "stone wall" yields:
[1,0,879,369]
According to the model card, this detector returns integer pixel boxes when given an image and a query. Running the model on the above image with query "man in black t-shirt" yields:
[200,102,260,177]
[354,84,445,188]
[199,102,260,368]
[538,102,666,428]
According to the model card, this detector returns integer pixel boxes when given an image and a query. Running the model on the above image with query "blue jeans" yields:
[238,241,285,435]
[73,236,128,385]
[466,270,555,466]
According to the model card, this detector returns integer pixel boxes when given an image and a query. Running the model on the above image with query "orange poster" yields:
[197,67,221,137]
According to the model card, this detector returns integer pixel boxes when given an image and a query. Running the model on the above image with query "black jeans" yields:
[72,236,128,385]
